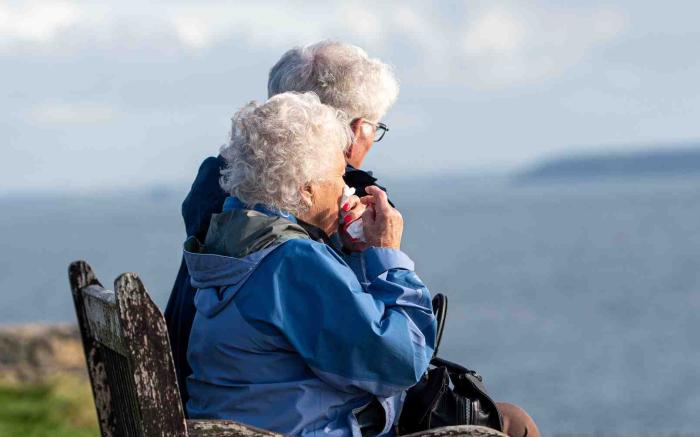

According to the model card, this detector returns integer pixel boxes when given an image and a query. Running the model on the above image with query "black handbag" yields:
[397,294,503,434]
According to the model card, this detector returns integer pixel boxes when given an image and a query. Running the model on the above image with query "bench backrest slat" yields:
[69,260,188,437]
[83,285,126,355]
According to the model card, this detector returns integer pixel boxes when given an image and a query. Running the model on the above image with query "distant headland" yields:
[514,145,700,183]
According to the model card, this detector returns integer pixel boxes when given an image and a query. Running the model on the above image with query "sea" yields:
[2,174,699,433]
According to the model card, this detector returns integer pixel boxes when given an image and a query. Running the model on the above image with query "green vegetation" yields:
[0,376,98,437]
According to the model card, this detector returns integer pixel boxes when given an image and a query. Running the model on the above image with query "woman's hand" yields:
[341,194,365,224]
[361,186,403,250]
[339,194,368,252]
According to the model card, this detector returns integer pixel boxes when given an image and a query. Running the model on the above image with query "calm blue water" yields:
[1,175,699,433]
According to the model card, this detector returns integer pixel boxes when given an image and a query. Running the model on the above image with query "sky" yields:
[2,0,700,193]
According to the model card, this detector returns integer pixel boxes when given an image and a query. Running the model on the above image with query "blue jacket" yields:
[184,198,436,436]
[165,156,396,405]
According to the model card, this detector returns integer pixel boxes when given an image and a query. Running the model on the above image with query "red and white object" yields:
[341,185,366,242]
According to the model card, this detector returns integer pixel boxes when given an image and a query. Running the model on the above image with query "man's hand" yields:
[361,185,403,250]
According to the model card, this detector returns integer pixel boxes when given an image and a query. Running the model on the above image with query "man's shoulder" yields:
[182,154,228,238]
[193,155,226,186]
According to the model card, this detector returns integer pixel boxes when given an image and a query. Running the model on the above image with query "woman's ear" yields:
[299,184,314,211]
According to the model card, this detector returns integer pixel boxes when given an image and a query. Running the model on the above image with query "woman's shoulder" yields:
[242,239,337,283]
[274,238,343,263]
[254,238,359,304]
[259,238,349,281]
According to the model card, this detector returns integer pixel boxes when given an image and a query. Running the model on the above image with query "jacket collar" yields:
[223,196,298,224]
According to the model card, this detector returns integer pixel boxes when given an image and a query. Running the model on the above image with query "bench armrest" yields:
[402,425,508,437]
[187,420,506,437]
[186,419,283,437]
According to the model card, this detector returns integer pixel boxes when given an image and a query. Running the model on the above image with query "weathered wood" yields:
[114,272,188,436]
[187,420,283,437]
[188,421,507,437]
[403,425,508,437]
[83,285,125,354]
[68,261,119,437]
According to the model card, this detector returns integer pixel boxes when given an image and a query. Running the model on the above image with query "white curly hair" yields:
[219,92,352,214]
[268,40,399,122]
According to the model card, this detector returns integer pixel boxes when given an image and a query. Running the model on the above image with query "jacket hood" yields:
[184,205,309,317]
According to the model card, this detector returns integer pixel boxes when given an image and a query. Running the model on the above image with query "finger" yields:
[361,203,377,223]
[364,186,390,216]
[341,195,361,212]
[341,213,357,224]
[342,206,365,223]
[359,195,376,206]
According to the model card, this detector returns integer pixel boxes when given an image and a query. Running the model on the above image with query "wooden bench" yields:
[68,260,506,437]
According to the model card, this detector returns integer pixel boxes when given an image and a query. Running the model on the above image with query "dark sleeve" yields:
[182,155,228,240]
[343,166,395,207]
[164,257,195,406]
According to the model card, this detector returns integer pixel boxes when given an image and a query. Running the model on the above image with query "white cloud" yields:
[165,2,391,52]
[170,17,212,51]
[0,1,81,50]
[457,3,630,89]
[28,102,117,124]
[463,7,526,56]
[0,0,630,91]
[166,4,321,51]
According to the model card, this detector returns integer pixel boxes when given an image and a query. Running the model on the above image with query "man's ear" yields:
[344,143,354,160]
[346,118,365,160]
[350,118,366,140]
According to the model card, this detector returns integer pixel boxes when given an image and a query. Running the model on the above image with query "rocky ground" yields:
[0,323,87,383]
[0,324,98,436]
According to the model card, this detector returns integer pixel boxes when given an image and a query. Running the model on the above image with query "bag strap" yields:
[431,293,448,358]
[429,294,481,381]
[426,297,504,432]
[430,293,483,381]
[429,294,480,379]
[430,356,481,381]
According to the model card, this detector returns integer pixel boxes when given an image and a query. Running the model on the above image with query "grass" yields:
[0,375,99,437]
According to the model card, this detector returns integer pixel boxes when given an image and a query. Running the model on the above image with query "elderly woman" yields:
[184,91,436,437]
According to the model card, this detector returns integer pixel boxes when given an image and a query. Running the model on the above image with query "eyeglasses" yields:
[371,121,389,142]
[353,119,389,142]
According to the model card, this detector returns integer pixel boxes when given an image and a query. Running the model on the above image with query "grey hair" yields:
[220,92,351,215]
[268,40,399,122]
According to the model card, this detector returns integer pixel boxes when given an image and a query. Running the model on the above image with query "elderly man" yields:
[165,41,399,406]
